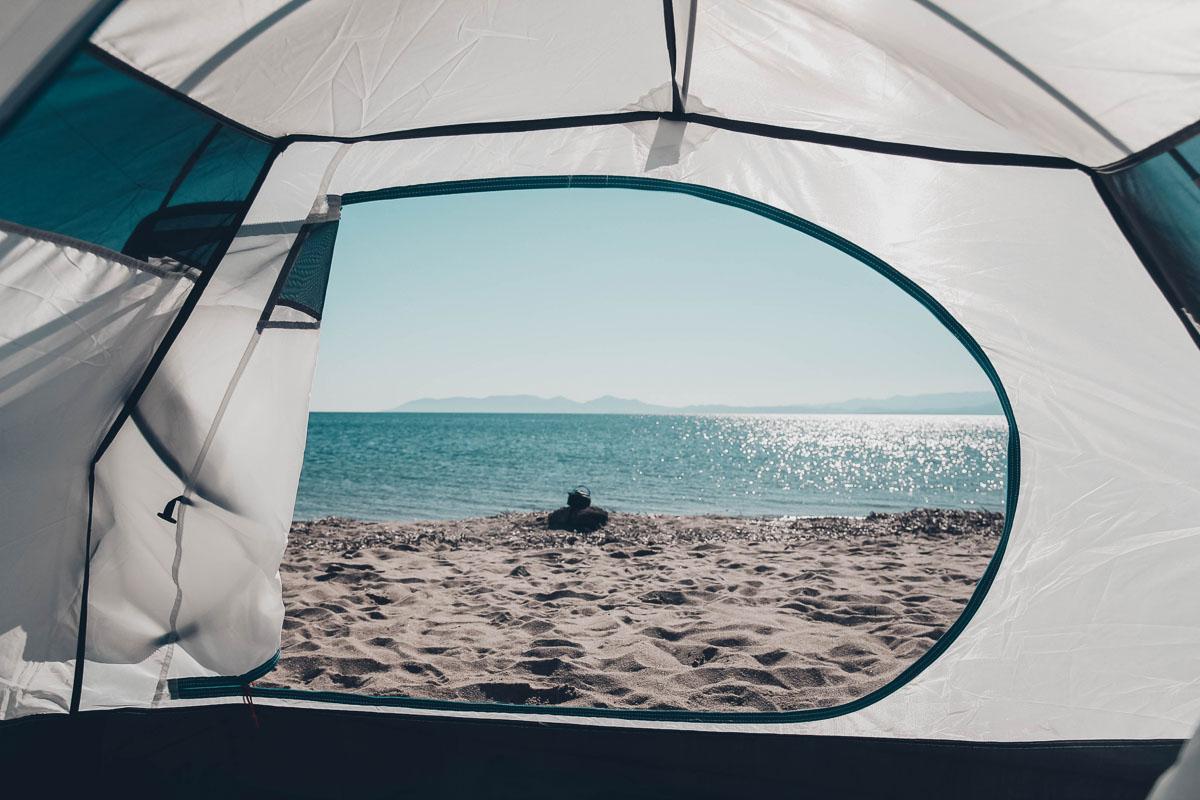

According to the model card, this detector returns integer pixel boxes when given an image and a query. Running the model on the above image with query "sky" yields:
[310,188,993,412]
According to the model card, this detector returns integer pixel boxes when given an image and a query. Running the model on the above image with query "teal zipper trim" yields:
[169,650,280,700]
[175,175,1019,725]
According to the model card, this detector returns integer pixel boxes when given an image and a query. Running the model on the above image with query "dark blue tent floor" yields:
[0,703,1179,799]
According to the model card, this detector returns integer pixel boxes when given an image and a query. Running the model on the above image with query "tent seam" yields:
[0,219,198,281]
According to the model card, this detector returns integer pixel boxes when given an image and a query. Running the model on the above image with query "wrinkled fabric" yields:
[0,227,190,719]
[81,146,338,712]
[93,0,674,138]
[93,0,1200,165]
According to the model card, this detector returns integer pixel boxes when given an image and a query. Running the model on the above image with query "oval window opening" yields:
[262,182,1011,716]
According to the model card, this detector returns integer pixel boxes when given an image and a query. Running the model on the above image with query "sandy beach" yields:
[260,509,1002,712]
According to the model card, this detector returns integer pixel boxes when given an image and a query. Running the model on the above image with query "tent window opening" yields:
[244,180,1015,718]
[0,48,273,274]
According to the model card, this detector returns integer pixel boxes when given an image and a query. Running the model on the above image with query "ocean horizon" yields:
[293,412,1008,522]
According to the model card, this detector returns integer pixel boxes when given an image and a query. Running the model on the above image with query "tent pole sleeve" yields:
[661,1,682,114]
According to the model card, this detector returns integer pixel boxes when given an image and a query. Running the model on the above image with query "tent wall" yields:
[76,118,1200,738]
[265,119,1199,740]
[0,225,192,719]
[0,31,282,721]
[681,0,1200,166]
[91,0,675,139]
[79,144,341,712]
[92,0,1200,167]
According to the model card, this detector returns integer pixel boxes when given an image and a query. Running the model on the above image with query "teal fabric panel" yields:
[169,126,272,209]
[1107,135,1200,327]
[0,49,271,269]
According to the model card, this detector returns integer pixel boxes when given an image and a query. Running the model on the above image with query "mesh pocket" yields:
[275,220,339,320]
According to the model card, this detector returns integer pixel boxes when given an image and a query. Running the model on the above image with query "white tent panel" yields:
[82,145,336,711]
[91,1,1200,166]
[92,0,673,139]
[926,0,1200,161]
[0,225,191,719]
[83,318,318,710]
[313,120,1200,739]
[687,0,1200,166]
[681,0,1055,157]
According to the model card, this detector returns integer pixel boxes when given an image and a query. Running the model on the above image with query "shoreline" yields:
[291,507,1005,526]
[266,509,1002,712]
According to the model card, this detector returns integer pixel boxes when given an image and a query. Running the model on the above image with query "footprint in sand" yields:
[533,589,606,602]
[639,590,688,605]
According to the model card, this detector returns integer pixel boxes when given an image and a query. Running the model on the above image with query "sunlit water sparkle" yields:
[293,413,1008,521]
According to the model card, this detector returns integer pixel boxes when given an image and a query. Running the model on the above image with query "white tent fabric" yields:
[91,0,675,138]
[685,0,1200,165]
[0,0,1197,760]
[0,224,192,718]
[82,144,339,712]
[89,0,1200,166]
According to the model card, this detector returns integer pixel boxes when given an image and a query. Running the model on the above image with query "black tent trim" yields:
[660,0,683,114]
[80,43,1072,169]
[169,174,1020,726]
[1093,118,1200,174]
[0,703,1183,799]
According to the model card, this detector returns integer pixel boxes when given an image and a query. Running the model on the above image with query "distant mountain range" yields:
[387,391,1002,415]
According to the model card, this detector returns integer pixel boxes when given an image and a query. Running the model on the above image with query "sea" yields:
[292,413,1008,521]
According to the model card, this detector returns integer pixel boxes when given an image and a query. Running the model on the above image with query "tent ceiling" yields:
[91,0,673,139]
[690,0,1200,167]
[91,0,1200,167]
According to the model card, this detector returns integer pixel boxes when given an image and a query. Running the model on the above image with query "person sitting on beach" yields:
[547,485,609,533]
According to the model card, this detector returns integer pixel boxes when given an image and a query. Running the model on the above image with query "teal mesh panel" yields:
[0,49,271,270]
[168,127,272,208]
[276,220,339,320]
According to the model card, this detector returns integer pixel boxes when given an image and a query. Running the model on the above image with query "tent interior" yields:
[1,2,1199,798]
